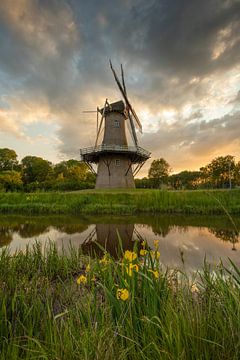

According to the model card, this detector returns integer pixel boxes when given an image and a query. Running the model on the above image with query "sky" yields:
[0,0,239,176]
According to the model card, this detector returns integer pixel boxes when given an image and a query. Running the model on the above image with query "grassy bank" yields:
[0,189,240,215]
[1,243,240,359]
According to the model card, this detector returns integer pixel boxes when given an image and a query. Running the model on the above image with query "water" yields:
[0,214,239,271]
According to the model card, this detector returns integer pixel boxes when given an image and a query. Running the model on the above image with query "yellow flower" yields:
[116,288,129,301]
[140,249,148,256]
[154,240,160,249]
[126,263,139,277]
[191,284,199,293]
[151,250,160,260]
[141,241,147,248]
[76,275,87,285]
[99,254,111,266]
[86,264,91,272]
[148,270,159,279]
[124,250,137,262]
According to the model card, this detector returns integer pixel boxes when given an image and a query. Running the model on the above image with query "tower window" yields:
[115,159,120,166]
[114,120,120,128]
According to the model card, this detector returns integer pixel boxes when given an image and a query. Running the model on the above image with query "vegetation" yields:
[148,158,171,188]
[0,148,240,192]
[137,155,240,190]
[1,243,240,359]
[0,189,240,215]
[0,148,96,192]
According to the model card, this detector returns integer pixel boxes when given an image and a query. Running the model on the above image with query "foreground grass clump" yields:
[1,243,240,359]
[0,189,240,215]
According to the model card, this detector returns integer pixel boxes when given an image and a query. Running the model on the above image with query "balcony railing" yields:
[80,144,151,158]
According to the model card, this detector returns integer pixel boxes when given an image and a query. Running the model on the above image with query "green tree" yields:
[169,171,203,189]
[0,148,18,171]
[0,170,23,191]
[54,160,90,181]
[148,158,171,188]
[200,155,236,188]
[21,156,52,184]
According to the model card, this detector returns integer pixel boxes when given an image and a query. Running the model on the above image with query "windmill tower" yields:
[80,62,150,188]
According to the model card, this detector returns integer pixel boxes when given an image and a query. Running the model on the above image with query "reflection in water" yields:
[209,228,239,251]
[82,224,135,258]
[0,215,239,271]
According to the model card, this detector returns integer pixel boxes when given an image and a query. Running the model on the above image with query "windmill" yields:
[80,62,150,188]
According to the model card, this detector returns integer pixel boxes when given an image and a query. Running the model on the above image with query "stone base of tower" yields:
[96,155,135,188]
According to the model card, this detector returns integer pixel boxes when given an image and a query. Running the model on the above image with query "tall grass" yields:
[1,243,240,359]
[0,189,240,215]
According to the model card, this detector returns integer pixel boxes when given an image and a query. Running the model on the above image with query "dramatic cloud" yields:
[0,0,239,173]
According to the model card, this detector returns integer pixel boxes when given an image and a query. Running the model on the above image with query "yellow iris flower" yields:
[148,270,159,279]
[124,250,137,262]
[116,288,129,301]
[76,275,87,285]
[140,249,148,256]
[126,263,139,277]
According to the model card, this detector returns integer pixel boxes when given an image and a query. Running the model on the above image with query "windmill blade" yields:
[127,110,138,146]
[109,60,142,133]
[97,107,99,134]
[95,99,107,147]
[121,64,127,96]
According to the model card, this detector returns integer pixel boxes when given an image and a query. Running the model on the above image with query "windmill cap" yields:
[100,100,125,114]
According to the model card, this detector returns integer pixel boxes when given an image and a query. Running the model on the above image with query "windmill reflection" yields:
[81,223,143,258]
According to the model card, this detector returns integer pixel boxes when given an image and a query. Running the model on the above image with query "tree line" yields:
[0,148,239,191]
[0,148,95,192]
[136,156,240,189]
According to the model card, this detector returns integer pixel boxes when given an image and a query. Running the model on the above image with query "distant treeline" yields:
[0,148,239,191]
[137,155,240,190]
[0,148,96,192]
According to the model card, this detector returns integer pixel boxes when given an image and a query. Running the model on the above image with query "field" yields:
[0,189,240,215]
[1,243,240,359]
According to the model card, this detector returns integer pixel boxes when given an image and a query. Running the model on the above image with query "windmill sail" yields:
[110,60,142,133]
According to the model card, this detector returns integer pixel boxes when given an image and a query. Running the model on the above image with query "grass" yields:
[0,188,240,215]
[1,242,240,359]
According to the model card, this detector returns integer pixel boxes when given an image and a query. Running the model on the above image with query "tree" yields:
[0,148,18,171]
[200,155,236,188]
[0,171,23,191]
[54,160,90,181]
[21,156,52,184]
[169,171,203,189]
[148,158,171,188]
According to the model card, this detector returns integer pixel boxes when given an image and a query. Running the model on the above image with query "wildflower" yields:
[126,263,139,277]
[141,240,147,248]
[154,240,160,249]
[76,275,87,285]
[151,250,160,260]
[116,288,129,301]
[91,275,96,282]
[148,269,159,279]
[86,264,91,272]
[99,253,111,266]
[124,250,137,262]
[191,284,199,293]
[140,249,148,256]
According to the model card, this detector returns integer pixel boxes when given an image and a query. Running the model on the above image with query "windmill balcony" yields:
[80,144,151,164]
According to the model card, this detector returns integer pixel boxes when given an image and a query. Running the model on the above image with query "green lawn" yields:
[0,189,240,215]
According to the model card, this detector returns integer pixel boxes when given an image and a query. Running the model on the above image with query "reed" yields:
[0,189,240,215]
[1,243,240,359]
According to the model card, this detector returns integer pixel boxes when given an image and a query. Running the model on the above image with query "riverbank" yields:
[0,189,240,215]
[1,244,240,359]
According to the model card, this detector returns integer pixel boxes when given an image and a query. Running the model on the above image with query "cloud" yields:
[0,0,239,173]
